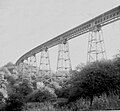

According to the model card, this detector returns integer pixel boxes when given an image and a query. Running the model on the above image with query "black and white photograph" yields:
[0,0,120,110]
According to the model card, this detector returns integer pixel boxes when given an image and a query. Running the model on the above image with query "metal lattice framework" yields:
[19,58,37,82]
[28,55,38,81]
[15,6,120,71]
[57,40,72,72]
[29,54,37,67]
[19,62,31,81]
[87,26,107,63]
[39,48,51,72]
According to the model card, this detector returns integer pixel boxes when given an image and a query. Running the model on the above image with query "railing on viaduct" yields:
[15,5,120,72]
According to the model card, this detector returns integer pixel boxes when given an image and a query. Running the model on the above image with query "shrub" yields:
[91,94,120,110]
[4,93,25,111]
[6,75,16,85]
[18,80,33,97]
[54,86,70,99]
[23,102,56,111]
[26,88,57,103]
[6,78,33,104]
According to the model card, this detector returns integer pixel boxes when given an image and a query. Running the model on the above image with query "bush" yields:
[8,79,33,99]
[18,80,33,97]
[26,88,57,103]
[54,86,70,99]
[91,94,120,110]
[23,102,56,111]
[3,93,25,111]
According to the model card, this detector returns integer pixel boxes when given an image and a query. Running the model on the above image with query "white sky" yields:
[0,0,120,70]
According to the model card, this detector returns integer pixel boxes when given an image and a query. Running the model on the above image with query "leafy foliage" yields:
[3,93,25,111]
[2,57,120,110]
[56,59,120,107]
[26,89,57,103]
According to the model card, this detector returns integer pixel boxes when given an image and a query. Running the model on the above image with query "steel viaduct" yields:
[15,5,120,71]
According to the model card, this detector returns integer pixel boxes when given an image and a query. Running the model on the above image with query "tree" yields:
[64,60,119,106]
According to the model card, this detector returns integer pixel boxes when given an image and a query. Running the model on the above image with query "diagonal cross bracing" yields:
[87,26,107,63]
[57,40,72,72]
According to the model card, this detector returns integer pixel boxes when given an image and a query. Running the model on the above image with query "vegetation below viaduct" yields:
[1,55,120,110]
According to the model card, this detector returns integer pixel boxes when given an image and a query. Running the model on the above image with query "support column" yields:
[20,54,37,82]
[57,40,72,72]
[18,62,31,82]
[29,54,37,68]
[28,54,37,81]
[39,48,51,73]
[87,26,107,63]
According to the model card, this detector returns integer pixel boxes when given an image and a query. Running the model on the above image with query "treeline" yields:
[1,56,120,110]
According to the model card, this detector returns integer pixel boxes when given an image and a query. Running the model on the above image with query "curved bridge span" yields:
[16,6,120,66]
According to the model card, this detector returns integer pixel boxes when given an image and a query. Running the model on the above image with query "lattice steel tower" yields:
[39,48,51,72]
[21,54,38,82]
[57,40,72,72]
[29,54,38,78]
[19,62,32,82]
[87,26,107,63]
[29,54,37,67]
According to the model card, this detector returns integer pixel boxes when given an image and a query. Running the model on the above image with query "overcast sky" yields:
[0,0,120,70]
